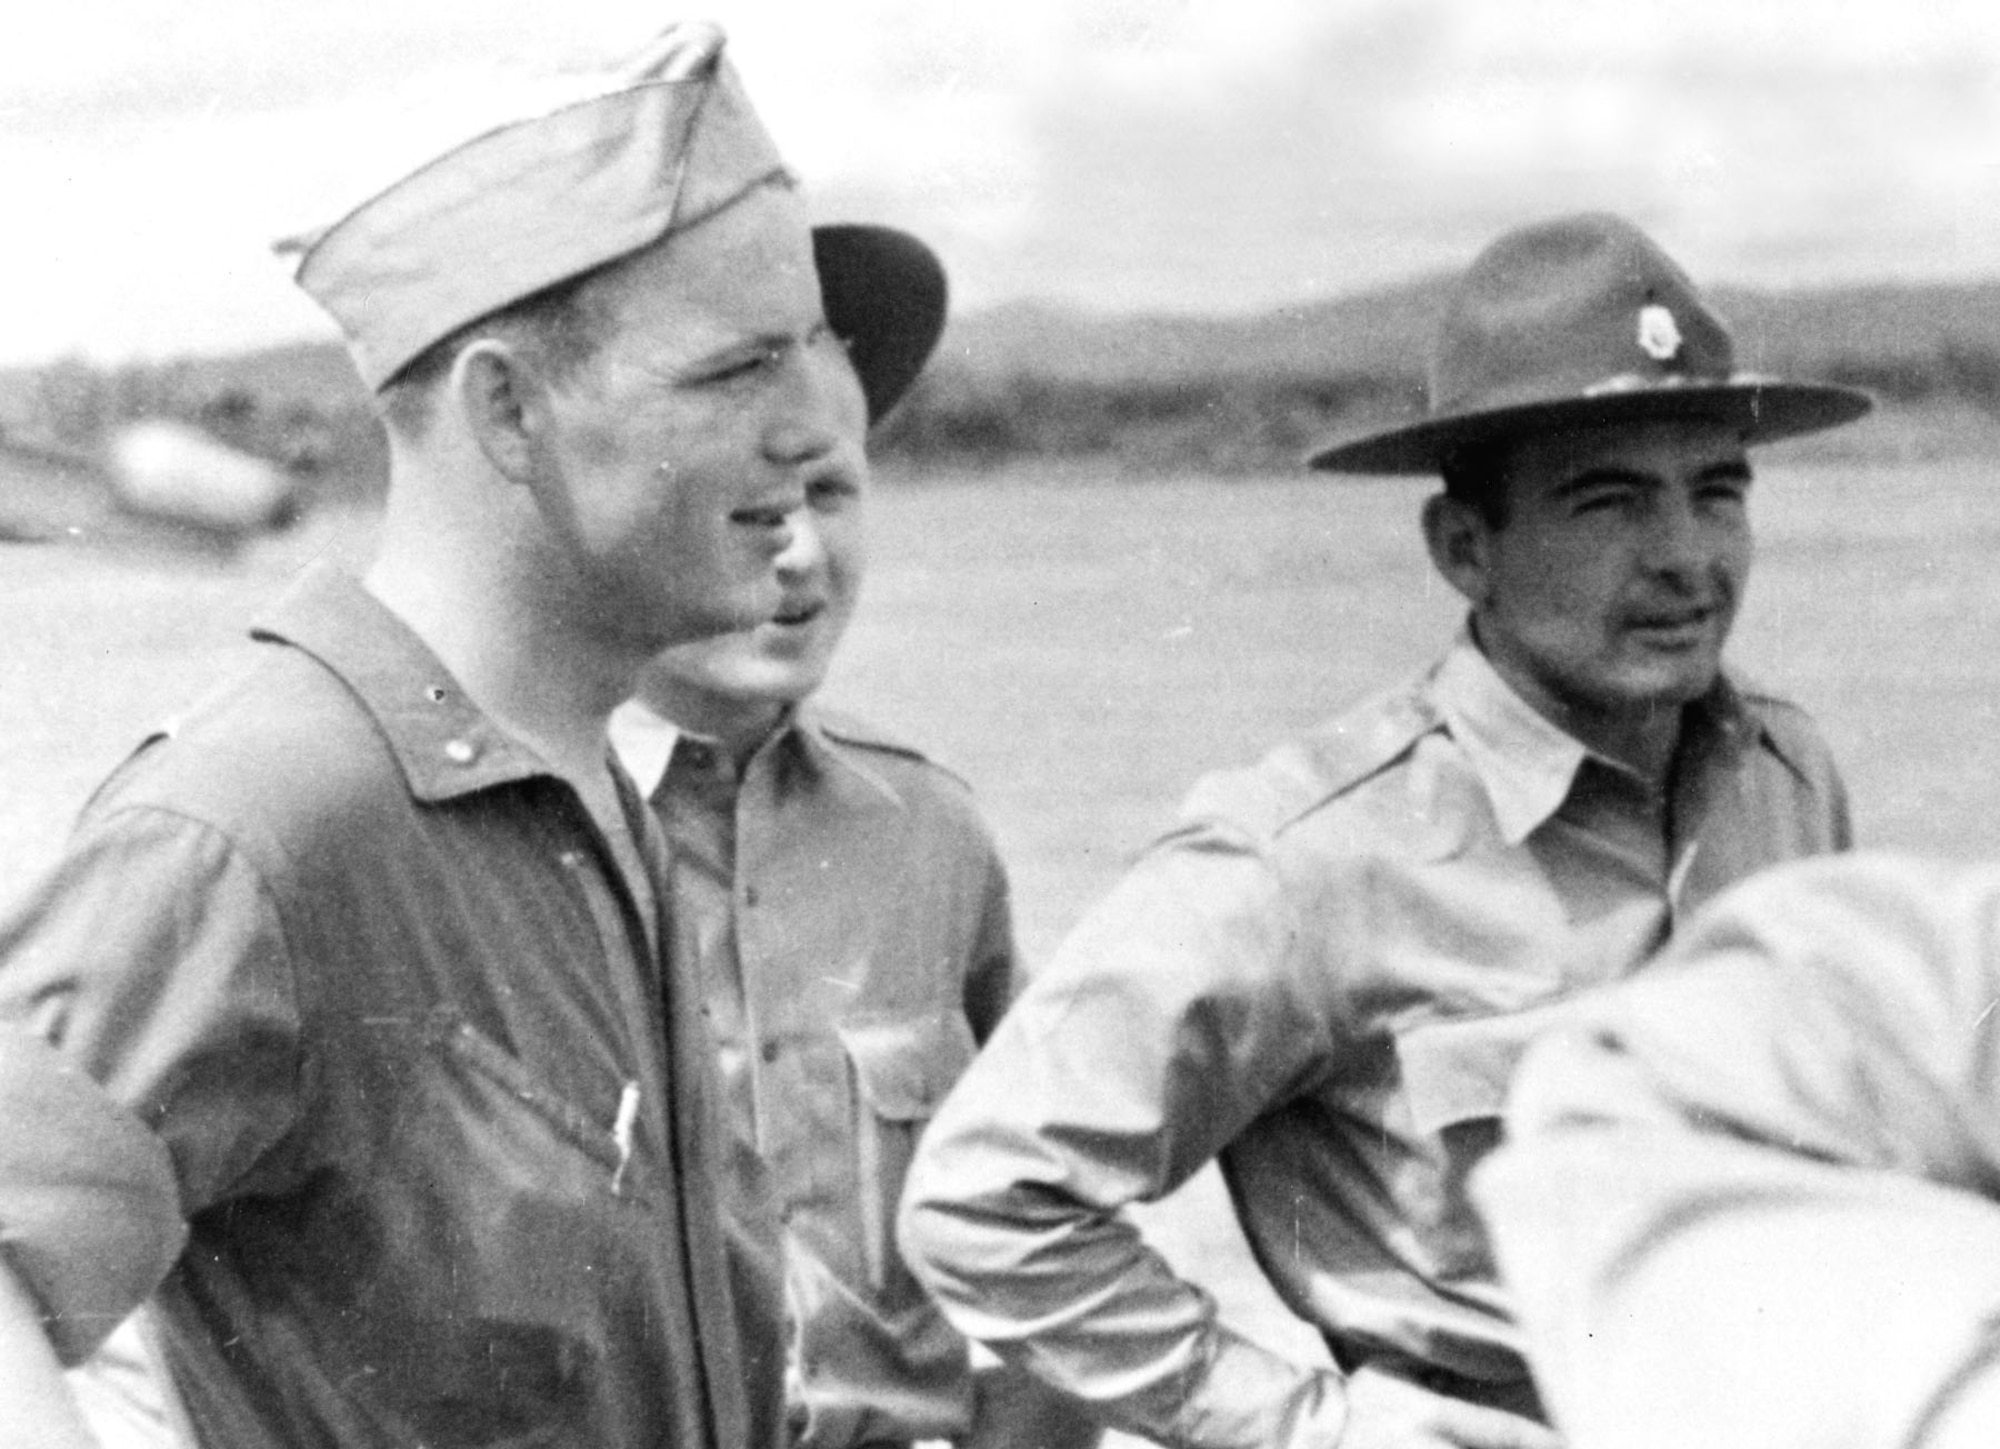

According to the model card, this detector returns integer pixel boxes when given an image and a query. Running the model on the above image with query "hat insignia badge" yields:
[1637,303,1683,362]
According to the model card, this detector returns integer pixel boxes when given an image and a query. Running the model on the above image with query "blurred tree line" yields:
[871,360,1424,474]
[8,317,2000,507]
[16,353,382,502]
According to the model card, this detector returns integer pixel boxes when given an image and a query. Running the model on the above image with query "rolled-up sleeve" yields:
[1477,853,2000,1449]
[899,822,1348,1449]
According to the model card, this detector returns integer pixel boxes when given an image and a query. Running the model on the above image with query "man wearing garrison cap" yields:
[903,213,1869,1448]
[0,22,943,1448]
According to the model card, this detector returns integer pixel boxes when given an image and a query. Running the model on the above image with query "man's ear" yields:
[449,338,547,486]
[1421,492,1494,608]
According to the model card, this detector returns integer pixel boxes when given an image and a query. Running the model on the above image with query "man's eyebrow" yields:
[1554,457,1755,495]
[1553,466,1654,495]
[1695,458,1755,485]
[673,329,798,378]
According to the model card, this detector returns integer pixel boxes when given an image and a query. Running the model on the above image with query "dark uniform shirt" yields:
[0,564,772,1447]
[613,700,1014,1447]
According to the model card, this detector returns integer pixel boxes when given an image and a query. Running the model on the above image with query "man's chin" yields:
[1612,658,1724,710]
[704,662,827,710]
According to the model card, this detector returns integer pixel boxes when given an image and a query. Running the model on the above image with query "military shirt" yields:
[901,634,1850,1449]
[0,564,771,1448]
[613,700,1013,1448]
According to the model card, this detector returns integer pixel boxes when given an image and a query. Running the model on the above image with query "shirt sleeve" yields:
[1476,852,2000,1449]
[900,821,1348,1449]
[962,832,1017,1042]
[0,804,307,1357]
[0,1025,184,1365]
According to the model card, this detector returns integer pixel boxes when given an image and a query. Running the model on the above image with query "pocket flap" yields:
[834,1010,977,1121]
[1393,1009,1558,1138]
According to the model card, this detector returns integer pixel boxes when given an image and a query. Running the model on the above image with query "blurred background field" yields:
[10,268,2000,501]
[12,5,2000,1439]
[13,448,1994,958]
[7,430,2000,1431]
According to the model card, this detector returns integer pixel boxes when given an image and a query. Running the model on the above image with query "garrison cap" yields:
[276,21,945,422]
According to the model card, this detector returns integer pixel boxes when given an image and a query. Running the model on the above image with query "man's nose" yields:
[1644,489,1709,573]
[773,508,827,578]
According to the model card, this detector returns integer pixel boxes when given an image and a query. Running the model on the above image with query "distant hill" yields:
[6,272,2000,483]
[1712,281,2000,372]
[10,270,2000,405]
[940,275,2000,383]
[939,277,1445,383]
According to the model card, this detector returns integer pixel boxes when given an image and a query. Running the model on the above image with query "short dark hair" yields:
[376,258,622,440]
[1438,441,1513,528]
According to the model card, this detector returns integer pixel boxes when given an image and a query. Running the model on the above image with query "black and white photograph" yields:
[2,3,1998,1446]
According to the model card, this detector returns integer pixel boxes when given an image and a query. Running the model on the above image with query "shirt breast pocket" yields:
[833,1010,977,1297]
[288,1007,650,1444]
[1392,1014,1539,1282]
[426,1009,635,1183]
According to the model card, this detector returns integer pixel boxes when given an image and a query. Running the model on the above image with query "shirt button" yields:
[760,1040,781,1064]
[743,884,760,907]
[444,738,478,765]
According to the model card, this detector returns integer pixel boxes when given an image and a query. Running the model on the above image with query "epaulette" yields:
[811,705,928,761]
[1182,678,1442,838]
[809,706,976,792]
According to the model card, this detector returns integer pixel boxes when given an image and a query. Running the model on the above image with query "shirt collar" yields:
[609,697,813,798]
[251,562,556,802]
[608,699,683,798]
[1433,629,1772,846]
[1432,631,1591,846]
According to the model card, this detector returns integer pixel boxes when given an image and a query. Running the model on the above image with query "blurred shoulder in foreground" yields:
[1479,851,2000,1449]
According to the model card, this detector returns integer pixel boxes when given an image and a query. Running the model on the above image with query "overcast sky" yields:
[5,0,1998,366]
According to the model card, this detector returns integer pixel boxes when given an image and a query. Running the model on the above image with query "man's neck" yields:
[1468,627,1689,787]
[364,552,640,798]
[1538,689,1685,788]
[637,680,790,769]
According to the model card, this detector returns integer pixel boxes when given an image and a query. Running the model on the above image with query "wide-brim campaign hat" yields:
[276,21,945,424]
[1309,212,1871,474]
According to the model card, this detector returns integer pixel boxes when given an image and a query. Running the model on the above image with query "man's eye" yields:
[730,506,791,528]
[707,347,782,384]
[1573,490,1633,514]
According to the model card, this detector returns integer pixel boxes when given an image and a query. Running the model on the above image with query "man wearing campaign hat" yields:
[902,213,1867,1448]
[0,21,943,1449]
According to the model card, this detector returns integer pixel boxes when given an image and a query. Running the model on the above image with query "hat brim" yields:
[813,224,946,426]
[1307,377,1873,475]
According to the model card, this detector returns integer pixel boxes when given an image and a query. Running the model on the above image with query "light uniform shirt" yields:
[901,633,1851,1449]
[612,700,1015,1449]
[1480,853,2000,1449]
